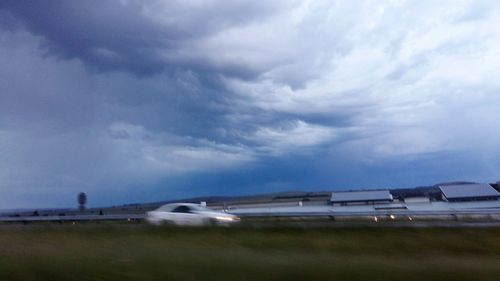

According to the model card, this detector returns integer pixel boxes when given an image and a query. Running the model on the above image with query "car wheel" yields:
[160,219,174,227]
[203,218,217,227]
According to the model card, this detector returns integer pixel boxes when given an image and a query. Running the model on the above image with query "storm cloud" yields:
[1,0,500,208]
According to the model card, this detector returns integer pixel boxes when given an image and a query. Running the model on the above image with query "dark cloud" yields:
[0,0,288,77]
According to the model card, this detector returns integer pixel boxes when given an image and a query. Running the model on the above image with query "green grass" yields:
[0,225,499,281]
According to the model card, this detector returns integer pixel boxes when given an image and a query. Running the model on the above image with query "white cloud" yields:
[221,0,500,162]
[106,122,255,177]
[244,120,336,155]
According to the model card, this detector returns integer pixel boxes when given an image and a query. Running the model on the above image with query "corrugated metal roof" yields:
[439,184,500,199]
[330,190,393,202]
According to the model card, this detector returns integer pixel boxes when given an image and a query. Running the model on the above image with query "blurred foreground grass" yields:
[0,225,499,281]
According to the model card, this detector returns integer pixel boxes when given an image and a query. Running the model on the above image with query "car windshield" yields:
[171,205,192,213]
[189,205,215,212]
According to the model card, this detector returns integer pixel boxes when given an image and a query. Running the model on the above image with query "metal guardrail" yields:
[1,209,499,222]
[233,209,500,217]
[0,214,145,222]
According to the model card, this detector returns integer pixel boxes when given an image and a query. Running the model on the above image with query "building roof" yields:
[439,184,500,199]
[330,190,393,203]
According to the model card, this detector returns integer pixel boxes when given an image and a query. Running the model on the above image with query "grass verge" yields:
[0,225,499,281]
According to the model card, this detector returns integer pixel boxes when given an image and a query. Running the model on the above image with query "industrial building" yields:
[330,190,393,206]
[403,197,430,204]
[439,183,500,202]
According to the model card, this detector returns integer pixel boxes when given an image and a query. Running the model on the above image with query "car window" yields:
[190,205,214,212]
[171,205,192,213]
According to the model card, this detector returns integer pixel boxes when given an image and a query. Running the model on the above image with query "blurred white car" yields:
[146,203,240,226]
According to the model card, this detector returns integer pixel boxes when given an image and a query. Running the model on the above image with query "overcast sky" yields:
[1,0,500,209]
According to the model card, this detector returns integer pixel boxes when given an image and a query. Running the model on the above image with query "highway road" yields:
[1,208,499,223]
